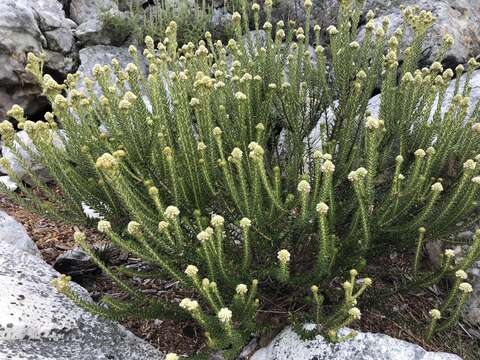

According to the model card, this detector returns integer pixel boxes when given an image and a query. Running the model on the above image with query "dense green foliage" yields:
[1,0,480,357]
[104,0,215,46]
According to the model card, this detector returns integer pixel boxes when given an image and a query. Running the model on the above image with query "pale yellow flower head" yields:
[236,284,248,295]
[297,180,311,194]
[348,307,361,320]
[218,307,233,323]
[185,265,199,277]
[429,309,441,320]
[97,220,112,233]
[316,202,329,215]
[459,282,473,293]
[164,206,180,220]
[277,249,291,264]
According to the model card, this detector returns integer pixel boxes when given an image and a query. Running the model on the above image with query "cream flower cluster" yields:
[297,180,311,194]
[429,309,441,320]
[197,229,213,243]
[348,167,368,182]
[97,220,112,233]
[316,202,329,215]
[431,182,444,192]
[236,284,248,295]
[240,217,252,229]
[277,249,291,264]
[180,298,199,311]
[164,206,180,220]
[217,308,233,323]
[185,265,199,277]
[211,214,225,227]
[348,307,361,320]
[248,142,264,161]
[321,160,335,173]
[96,153,117,171]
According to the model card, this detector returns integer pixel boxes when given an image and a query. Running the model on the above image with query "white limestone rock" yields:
[69,0,118,25]
[74,9,130,47]
[451,245,480,327]
[0,240,163,359]
[251,326,462,360]
[0,210,38,256]
[367,70,480,120]
[0,0,76,119]
[0,176,17,192]
[0,130,66,183]
[77,45,152,111]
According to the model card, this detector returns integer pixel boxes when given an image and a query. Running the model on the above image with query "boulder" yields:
[75,9,131,47]
[53,248,101,281]
[250,326,462,360]
[367,70,480,119]
[0,175,18,191]
[0,238,164,359]
[77,45,151,111]
[78,45,135,90]
[453,245,480,327]
[0,210,38,256]
[69,0,118,26]
[0,129,65,182]
[357,0,480,68]
[271,0,480,68]
[0,0,77,120]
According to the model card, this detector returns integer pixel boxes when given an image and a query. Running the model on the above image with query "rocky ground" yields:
[0,194,479,359]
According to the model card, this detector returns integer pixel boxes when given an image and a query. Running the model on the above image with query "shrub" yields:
[104,0,215,46]
[2,0,480,357]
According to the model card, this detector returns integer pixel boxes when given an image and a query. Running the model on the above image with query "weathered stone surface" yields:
[0,130,65,182]
[77,45,150,107]
[0,210,38,256]
[0,240,164,359]
[69,0,118,25]
[367,70,480,119]
[75,9,130,47]
[452,243,480,328]
[53,248,100,280]
[0,0,76,119]
[251,326,462,360]
[358,0,480,68]
[0,175,17,191]
[78,45,134,86]
[272,0,480,68]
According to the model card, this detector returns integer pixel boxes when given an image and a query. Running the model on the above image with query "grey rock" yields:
[359,0,480,67]
[0,240,163,359]
[0,129,65,183]
[250,326,462,360]
[0,210,39,256]
[452,245,480,327]
[0,85,49,126]
[53,248,100,280]
[78,45,134,88]
[44,28,75,54]
[70,0,118,25]
[271,1,480,68]
[75,9,130,47]
[367,70,480,119]
[77,45,150,105]
[0,0,76,119]
[212,7,230,27]
[0,175,18,191]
